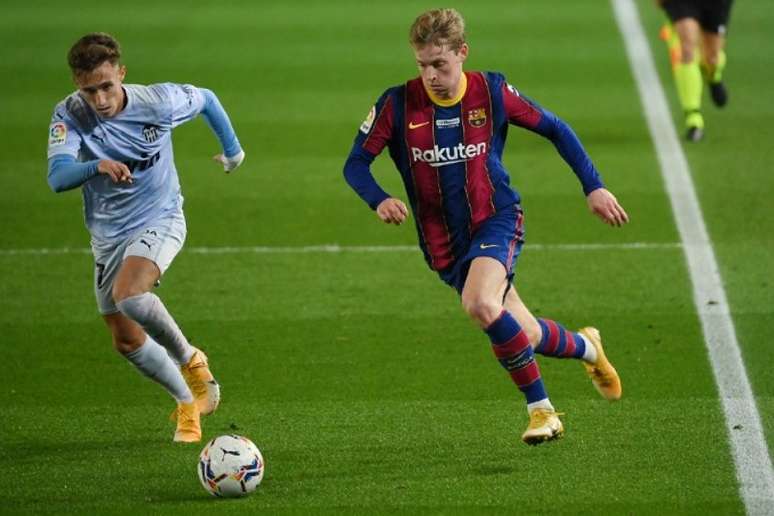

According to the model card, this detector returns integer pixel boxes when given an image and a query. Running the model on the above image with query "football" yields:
[198,435,265,497]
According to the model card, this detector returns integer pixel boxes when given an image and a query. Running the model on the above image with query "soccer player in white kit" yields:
[46,33,245,442]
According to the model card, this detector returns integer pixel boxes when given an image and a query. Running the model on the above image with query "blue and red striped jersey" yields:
[344,71,604,272]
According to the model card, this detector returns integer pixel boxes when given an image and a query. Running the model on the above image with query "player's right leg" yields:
[660,2,705,141]
[461,257,562,445]
[102,312,201,442]
[672,17,705,141]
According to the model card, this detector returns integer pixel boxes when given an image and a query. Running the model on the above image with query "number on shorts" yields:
[96,262,106,289]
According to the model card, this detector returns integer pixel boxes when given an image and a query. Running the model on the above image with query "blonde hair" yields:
[409,8,466,52]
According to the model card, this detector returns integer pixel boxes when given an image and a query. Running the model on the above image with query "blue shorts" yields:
[438,204,525,294]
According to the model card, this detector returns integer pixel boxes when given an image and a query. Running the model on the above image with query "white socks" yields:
[527,398,555,414]
[125,337,193,403]
[579,334,598,364]
[116,292,195,365]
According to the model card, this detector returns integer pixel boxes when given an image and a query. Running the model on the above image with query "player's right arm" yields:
[342,89,408,225]
[46,107,131,192]
[48,156,133,192]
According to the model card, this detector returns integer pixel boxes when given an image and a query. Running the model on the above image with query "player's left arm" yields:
[503,83,629,227]
[166,84,244,173]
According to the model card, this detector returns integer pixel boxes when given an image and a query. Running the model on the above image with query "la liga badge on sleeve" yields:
[360,105,376,134]
[49,122,67,146]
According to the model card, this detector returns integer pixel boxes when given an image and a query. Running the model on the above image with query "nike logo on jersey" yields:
[408,121,430,129]
[479,244,499,249]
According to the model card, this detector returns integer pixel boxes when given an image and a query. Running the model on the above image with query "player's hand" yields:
[587,188,629,227]
[98,159,133,184]
[213,149,245,173]
[376,198,409,225]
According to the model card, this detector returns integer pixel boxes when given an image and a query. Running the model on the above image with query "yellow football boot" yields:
[181,348,220,416]
[579,327,622,401]
[173,401,201,443]
[521,408,564,445]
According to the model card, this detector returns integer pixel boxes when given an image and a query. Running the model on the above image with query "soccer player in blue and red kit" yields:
[343,9,630,444]
[47,33,244,442]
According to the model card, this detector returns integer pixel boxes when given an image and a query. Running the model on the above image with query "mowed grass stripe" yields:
[612,0,774,513]
[0,242,682,256]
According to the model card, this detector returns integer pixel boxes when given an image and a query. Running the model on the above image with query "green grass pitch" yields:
[1,0,772,513]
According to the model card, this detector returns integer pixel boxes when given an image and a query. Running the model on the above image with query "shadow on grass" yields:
[1,436,169,462]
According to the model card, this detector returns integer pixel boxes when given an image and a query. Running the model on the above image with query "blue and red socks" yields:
[485,310,549,407]
[535,318,596,363]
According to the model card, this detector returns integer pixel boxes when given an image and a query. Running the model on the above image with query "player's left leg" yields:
[461,257,562,445]
[699,0,733,107]
[103,312,201,442]
[502,289,621,401]
[501,287,592,360]
[104,312,192,402]
[112,256,194,364]
[112,217,219,416]
[701,32,728,107]
[672,17,705,141]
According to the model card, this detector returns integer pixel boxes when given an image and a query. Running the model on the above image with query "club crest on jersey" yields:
[142,124,161,143]
[467,108,487,128]
[48,122,67,146]
[180,85,196,107]
[360,105,376,134]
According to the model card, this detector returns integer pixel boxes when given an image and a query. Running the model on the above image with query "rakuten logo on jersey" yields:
[411,142,487,168]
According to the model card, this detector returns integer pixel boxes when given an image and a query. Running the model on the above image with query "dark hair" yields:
[67,32,121,75]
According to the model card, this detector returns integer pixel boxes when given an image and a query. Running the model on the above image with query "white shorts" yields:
[91,215,187,315]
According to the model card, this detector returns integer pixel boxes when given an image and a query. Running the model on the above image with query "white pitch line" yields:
[0,242,682,256]
[612,1,774,514]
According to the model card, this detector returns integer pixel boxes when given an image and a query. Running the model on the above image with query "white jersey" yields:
[47,83,205,242]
